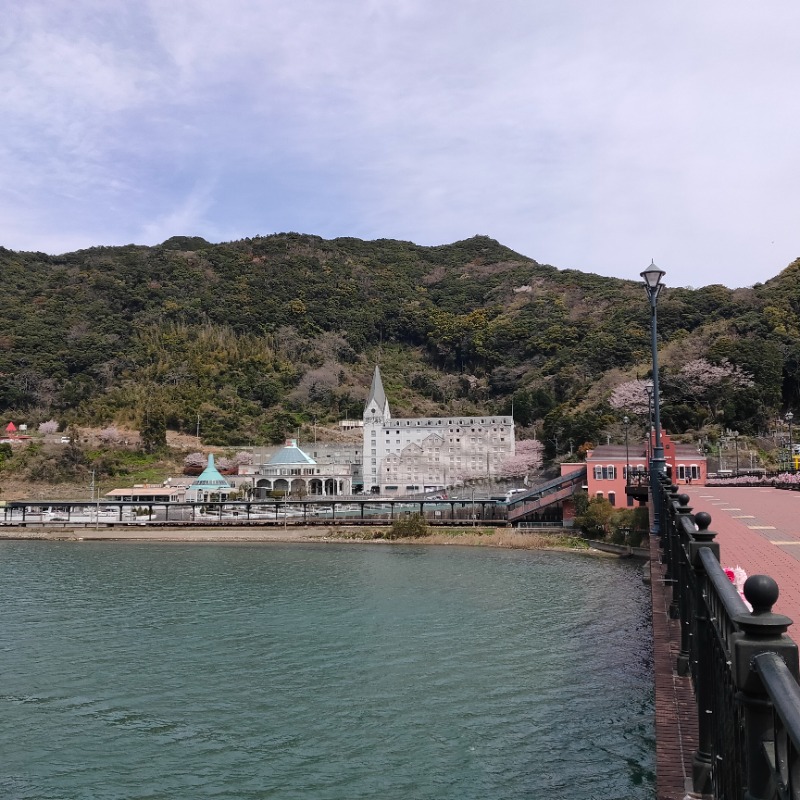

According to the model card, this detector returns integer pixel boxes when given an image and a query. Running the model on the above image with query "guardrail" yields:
[656,474,800,799]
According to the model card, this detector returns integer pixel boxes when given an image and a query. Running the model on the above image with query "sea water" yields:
[0,541,654,799]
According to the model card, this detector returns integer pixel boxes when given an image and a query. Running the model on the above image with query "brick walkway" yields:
[650,535,698,800]
[685,486,800,636]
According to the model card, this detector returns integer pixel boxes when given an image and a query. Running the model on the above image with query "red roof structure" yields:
[5,422,17,432]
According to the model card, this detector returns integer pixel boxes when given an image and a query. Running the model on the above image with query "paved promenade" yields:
[653,485,800,799]
[685,485,800,636]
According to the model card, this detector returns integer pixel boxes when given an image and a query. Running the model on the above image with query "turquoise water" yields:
[0,542,654,799]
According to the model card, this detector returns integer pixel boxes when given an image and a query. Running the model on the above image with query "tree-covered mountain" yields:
[1,233,797,453]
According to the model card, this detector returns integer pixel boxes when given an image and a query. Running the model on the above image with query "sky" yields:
[2,1,799,289]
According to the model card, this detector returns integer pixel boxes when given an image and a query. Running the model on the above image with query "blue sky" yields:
[2,1,799,288]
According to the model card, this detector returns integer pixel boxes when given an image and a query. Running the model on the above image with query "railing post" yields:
[669,488,690,620]
[732,575,799,800]
[687,510,719,796]
[673,494,694,674]
[660,480,676,576]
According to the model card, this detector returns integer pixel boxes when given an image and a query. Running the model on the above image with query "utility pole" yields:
[90,469,99,530]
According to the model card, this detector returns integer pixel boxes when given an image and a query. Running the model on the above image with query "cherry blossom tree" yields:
[183,452,205,474]
[677,358,754,391]
[232,451,253,466]
[498,439,544,480]
[608,380,651,415]
[97,426,122,444]
[669,358,755,421]
[38,419,59,434]
[216,456,235,474]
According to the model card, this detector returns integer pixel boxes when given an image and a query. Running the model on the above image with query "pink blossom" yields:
[608,381,650,415]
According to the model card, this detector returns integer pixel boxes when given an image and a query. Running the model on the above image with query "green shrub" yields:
[386,513,430,539]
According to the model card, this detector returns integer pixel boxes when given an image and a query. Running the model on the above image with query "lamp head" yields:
[623,415,629,425]
[640,259,666,288]
[787,411,794,423]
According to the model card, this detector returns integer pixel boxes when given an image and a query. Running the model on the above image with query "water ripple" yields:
[0,541,653,799]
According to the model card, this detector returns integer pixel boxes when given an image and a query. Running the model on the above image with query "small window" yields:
[608,492,616,506]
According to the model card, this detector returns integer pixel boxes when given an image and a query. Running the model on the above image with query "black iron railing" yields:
[655,474,800,799]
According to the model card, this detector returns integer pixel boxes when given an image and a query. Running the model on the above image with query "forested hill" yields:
[1,233,798,451]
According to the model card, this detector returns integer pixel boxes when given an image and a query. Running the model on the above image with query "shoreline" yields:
[0,525,612,553]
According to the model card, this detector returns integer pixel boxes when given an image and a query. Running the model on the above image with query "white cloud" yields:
[1,0,799,286]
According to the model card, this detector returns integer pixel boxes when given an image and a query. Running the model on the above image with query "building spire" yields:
[364,365,390,421]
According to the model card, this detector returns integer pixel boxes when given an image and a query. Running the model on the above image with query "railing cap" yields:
[736,575,794,635]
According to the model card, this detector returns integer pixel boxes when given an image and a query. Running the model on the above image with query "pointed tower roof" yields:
[367,366,386,410]
[188,453,231,492]
[364,365,391,422]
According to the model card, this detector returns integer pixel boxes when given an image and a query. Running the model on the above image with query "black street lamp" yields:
[623,415,630,486]
[787,411,794,472]
[641,260,666,534]
[732,431,740,476]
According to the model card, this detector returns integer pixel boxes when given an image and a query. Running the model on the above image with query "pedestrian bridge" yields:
[505,467,587,524]
[649,477,800,799]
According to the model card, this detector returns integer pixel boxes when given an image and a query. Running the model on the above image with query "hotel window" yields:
[608,492,616,506]
[691,465,700,479]
[594,465,603,480]
[678,465,686,480]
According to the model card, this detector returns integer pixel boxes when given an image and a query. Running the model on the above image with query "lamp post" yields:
[732,431,740,476]
[623,415,630,486]
[787,411,794,472]
[645,382,654,433]
[641,260,666,534]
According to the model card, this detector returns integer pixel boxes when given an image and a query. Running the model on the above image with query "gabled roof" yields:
[188,453,231,490]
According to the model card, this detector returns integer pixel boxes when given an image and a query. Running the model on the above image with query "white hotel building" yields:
[362,366,515,494]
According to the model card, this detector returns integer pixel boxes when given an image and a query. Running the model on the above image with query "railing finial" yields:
[743,574,779,616]
[694,511,712,530]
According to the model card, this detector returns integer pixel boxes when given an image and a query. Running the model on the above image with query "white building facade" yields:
[254,439,352,497]
[362,366,515,494]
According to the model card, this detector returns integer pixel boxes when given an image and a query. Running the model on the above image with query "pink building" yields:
[580,430,706,507]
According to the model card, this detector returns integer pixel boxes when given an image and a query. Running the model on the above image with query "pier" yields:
[650,479,800,800]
